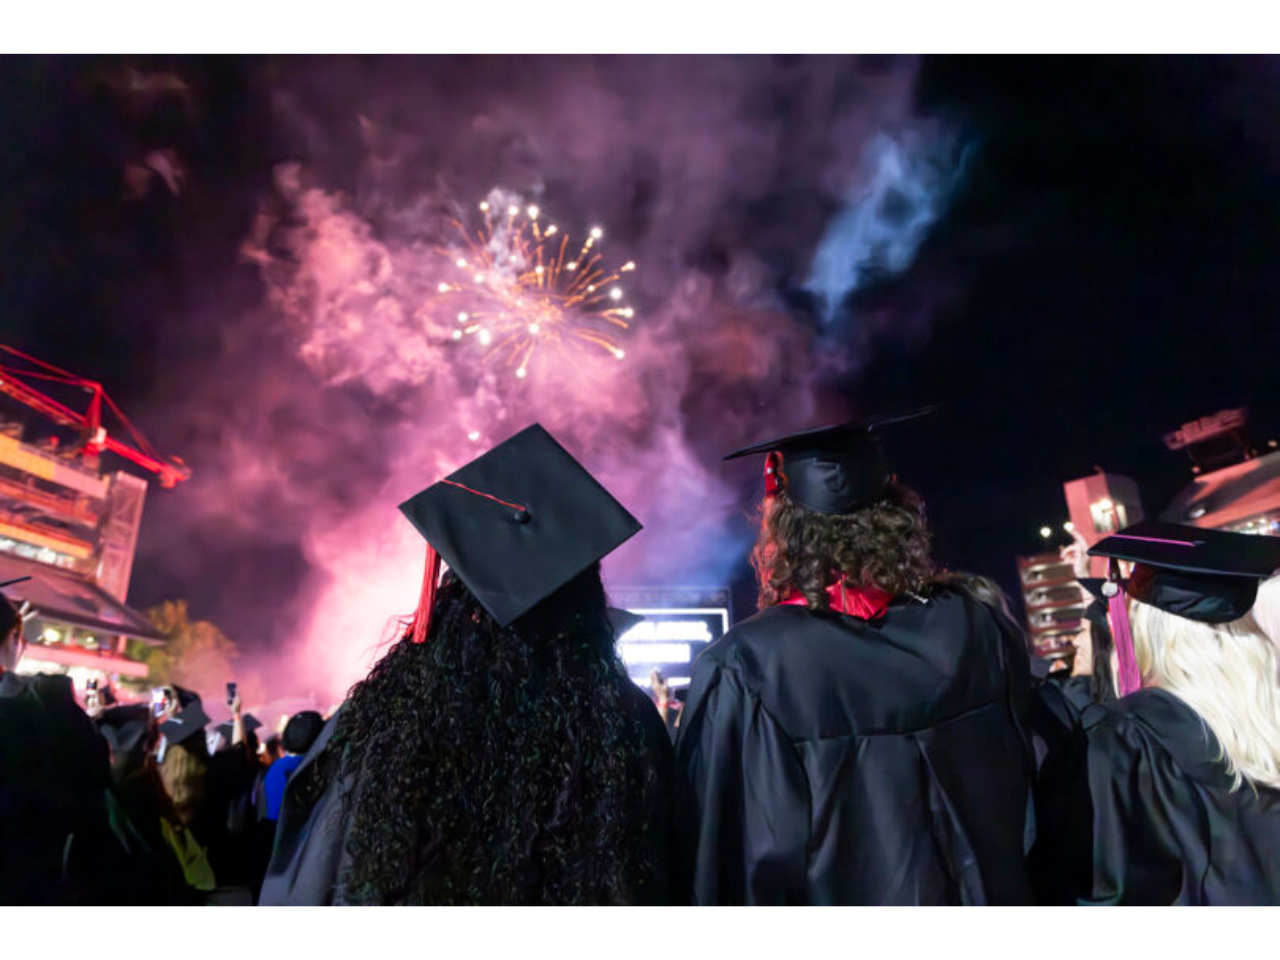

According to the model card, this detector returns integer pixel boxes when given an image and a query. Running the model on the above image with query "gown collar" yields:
[777,582,894,620]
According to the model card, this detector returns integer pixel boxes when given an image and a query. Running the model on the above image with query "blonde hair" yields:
[158,741,208,826]
[1251,576,1280,650]
[1130,601,1280,791]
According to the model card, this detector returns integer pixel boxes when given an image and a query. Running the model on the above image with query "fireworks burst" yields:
[435,190,636,379]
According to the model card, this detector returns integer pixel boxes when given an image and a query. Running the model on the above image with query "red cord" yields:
[439,478,527,513]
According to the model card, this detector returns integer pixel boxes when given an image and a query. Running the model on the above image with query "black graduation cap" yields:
[172,685,202,710]
[97,704,156,758]
[1088,520,1280,624]
[723,408,935,515]
[398,424,642,628]
[159,699,211,746]
[215,714,263,743]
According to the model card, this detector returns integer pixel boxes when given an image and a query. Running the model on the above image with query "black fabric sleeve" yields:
[673,661,810,905]
[1076,712,1190,905]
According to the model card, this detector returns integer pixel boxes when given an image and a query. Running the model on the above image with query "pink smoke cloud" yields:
[140,57,960,702]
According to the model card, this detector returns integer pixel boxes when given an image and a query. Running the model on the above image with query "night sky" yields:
[3,55,1279,672]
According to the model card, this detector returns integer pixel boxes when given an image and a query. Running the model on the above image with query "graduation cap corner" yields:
[398,423,642,632]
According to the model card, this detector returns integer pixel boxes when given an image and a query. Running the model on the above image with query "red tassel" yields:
[764,451,786,497]
[410,545,443,645]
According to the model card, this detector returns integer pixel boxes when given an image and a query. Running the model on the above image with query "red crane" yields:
[0,343,190,488]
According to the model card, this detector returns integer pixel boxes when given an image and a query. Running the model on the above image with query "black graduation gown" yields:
[1029,674,1095,774]
[0,672,165,904]
[1037,687,1280,905]
[673,588,1037,905]
[200,741,267,892]
[260,680,676,905]
[257,710,348,905]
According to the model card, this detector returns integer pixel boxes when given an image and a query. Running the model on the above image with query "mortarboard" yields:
[170,685,202,710]
[97,704,156,758]
[159,699,211,746]
[215,714,263,743]
[1089,521,1280,624]
[723,408,935,515]
[398,424,642,630]
[1087,520,1280,696]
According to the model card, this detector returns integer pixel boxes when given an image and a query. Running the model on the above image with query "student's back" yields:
[676,588,1034,904]
[262,570,674,905]
[262,424,670,904]
[676,414,1035,905]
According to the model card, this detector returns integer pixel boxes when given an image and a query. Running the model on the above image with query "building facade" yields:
[0,420,163,691]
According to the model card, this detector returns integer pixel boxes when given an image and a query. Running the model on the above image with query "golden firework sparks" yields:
[434,190,635,379]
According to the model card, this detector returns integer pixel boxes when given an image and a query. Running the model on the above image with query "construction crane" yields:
[0,343,190,488]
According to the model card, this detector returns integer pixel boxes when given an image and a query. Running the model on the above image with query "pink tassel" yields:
[1108,591,1142,696]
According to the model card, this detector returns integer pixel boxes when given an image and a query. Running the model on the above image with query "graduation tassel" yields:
[409,544,443,645]
[764,451,786,497]
[1104,558,1142,696]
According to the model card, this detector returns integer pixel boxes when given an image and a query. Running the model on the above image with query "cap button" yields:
[512,508,531,524]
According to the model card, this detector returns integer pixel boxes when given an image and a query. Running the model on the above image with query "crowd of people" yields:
[0,622,328,905]
[3,414,1280,906]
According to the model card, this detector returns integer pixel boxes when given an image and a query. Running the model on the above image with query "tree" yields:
[143,600,243,700]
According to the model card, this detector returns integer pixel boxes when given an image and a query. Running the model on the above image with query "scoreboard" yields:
[609,586,732,690]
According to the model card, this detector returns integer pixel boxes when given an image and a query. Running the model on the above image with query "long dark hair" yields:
[1084,603,1117,702]
[318,564,663,905]
[752,483,937,609]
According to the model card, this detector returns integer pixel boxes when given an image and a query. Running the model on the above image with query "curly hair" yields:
[314,565,664,905]
[752,483,936,609]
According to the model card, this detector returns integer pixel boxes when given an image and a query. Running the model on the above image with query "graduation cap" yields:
[159,699,211,746]
[1087,520,1280,696]
[398,424,642,632]
[214,714,263,743]
[97,704,156,758]
[723,408,936,515]
[1089,521,1280,623]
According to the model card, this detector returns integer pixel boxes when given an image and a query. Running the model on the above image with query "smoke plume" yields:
[144,56,966,701]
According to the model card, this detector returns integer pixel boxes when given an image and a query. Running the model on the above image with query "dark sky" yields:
[3,54,1278,646]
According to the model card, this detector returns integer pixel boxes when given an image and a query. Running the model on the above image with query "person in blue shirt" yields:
[263,711,324,821]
